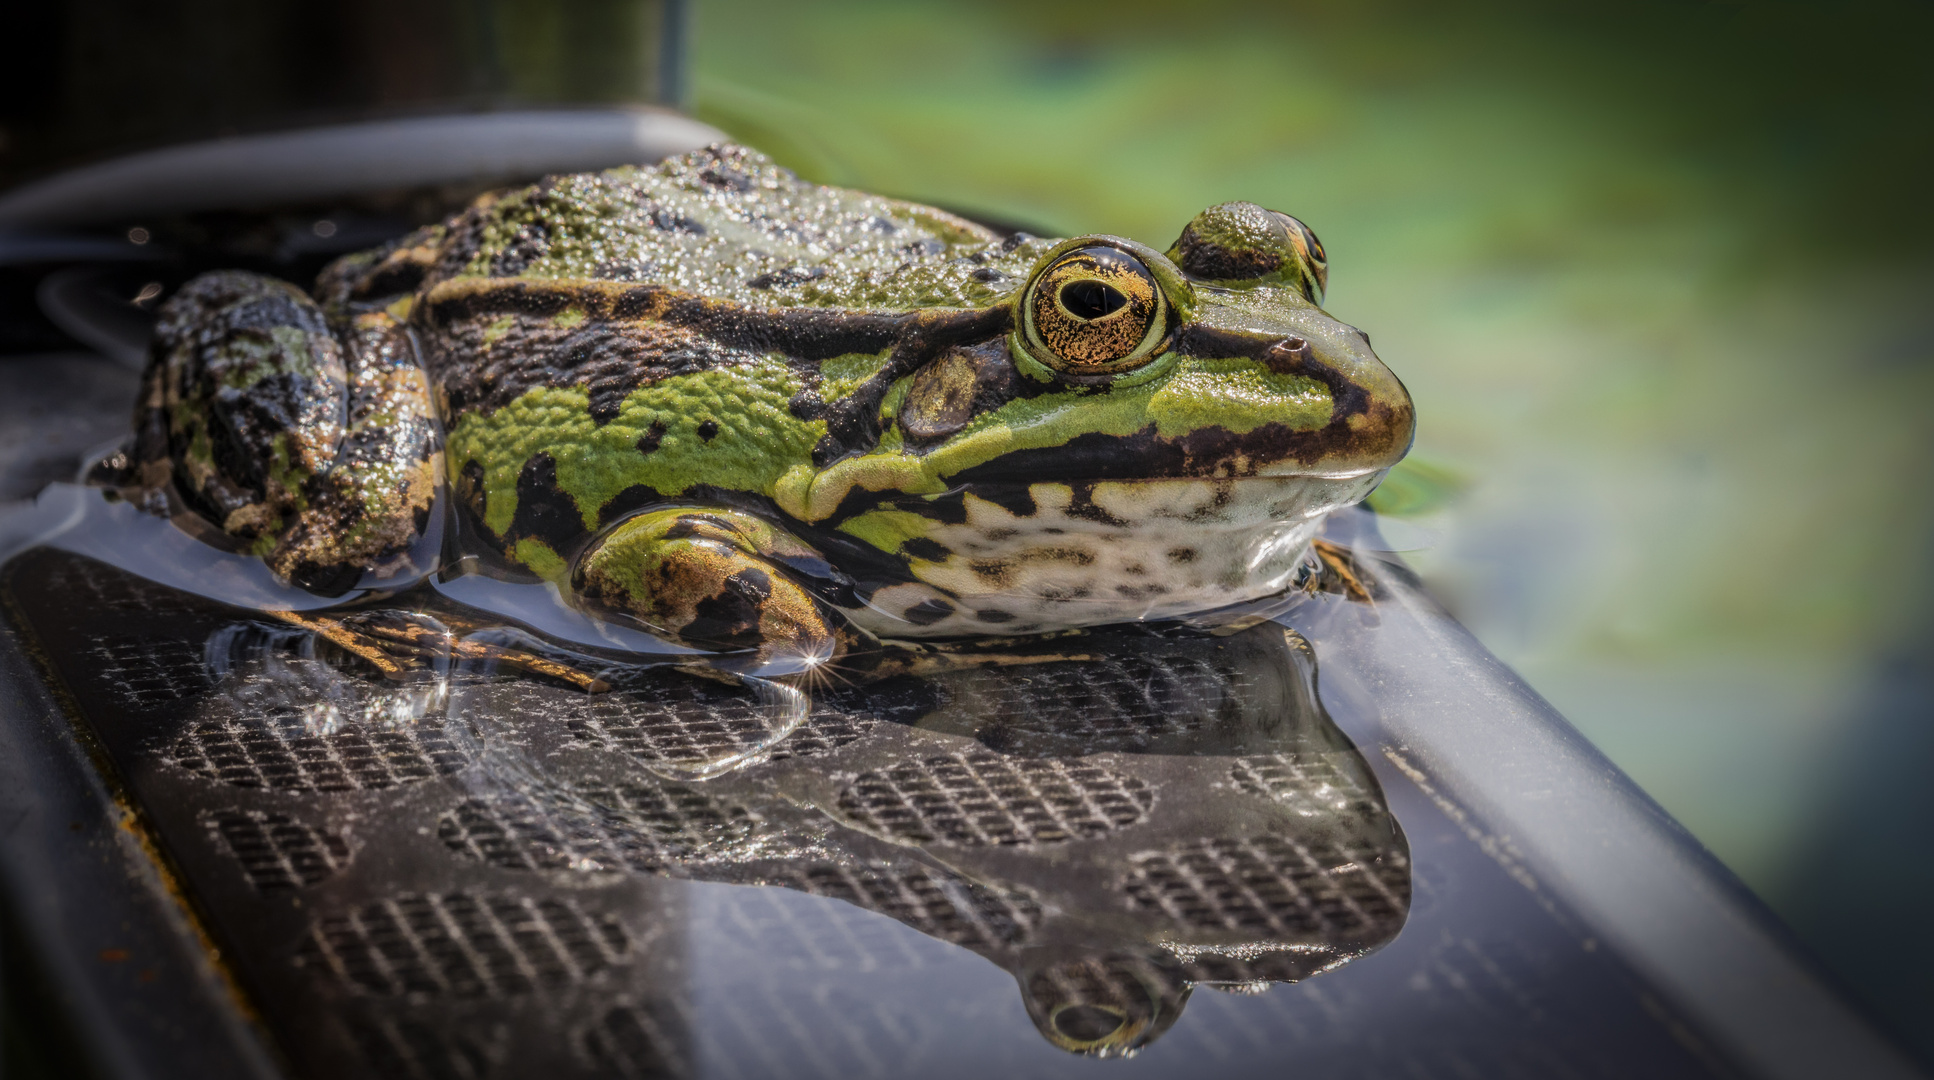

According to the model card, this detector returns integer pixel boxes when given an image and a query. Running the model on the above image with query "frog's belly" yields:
[847,474,1379,638]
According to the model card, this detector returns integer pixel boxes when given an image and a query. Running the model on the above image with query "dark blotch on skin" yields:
[491,218,551,277]
[1168,547,1199,563]
[288,559,363,598]
[684,567,771,647]
[696,419,720,441]
[900,537,951,563]
[636,420,669,454]
[970,560,1011,581]
[1065,483,1130,527]
[976,485,1038,518]
[903,598,955,626]
[598,484,658,527]
[974,609,1016,624]
[504,452,585,551]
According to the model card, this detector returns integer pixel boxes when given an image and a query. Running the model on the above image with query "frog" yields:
[111,144,1413,681]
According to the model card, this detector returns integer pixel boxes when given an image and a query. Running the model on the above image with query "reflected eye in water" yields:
[1053,1004,1126,1041]
[1022,958,1180,1057]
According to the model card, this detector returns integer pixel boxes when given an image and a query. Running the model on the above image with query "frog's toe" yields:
[572,510,861,676]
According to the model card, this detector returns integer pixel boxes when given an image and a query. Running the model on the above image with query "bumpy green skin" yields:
[137,144,1413,657]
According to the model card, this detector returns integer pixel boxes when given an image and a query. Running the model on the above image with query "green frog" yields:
[115,144,1412,679]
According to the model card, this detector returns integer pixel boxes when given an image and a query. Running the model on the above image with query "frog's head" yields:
[887,202,1412,499]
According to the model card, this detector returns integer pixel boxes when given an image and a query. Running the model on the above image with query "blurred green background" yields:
[685,0,1934,1056]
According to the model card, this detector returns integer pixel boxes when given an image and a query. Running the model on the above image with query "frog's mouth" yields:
[931,404,1412,492]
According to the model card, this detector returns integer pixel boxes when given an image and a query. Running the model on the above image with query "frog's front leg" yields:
[571,508,874,677]
[128,271,441,595]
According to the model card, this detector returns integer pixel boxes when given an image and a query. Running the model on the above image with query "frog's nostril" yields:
[1263,336,1312,371]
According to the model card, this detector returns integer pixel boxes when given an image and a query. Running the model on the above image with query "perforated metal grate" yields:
[205,809,352,893]
[341,1014,500,1080]
[437,779,759,872]
[88,636,212,707]
[40,552,211,617]
[504,680,883,764]
[1230,754,1382,816]
[167,715,467,792]
[772,862,1042,948]
[1122,837,1409,937]
[576,1001,688,1080]
[297,893,629,998]
[836,752,1153,846]
[959,656,1245,750]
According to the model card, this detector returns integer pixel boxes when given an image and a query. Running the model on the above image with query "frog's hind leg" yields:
[130,271,443,595]
[571,508,873,679]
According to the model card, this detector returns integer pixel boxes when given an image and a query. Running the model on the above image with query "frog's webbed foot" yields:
[263,609,612,692]
[130,271,443,596]
[571,508,875,682]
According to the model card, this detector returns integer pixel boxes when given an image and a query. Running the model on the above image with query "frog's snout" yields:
[1188,311,1414,473]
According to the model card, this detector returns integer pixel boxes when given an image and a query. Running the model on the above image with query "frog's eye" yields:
[1021,245,1169,377]
[1275,212,1329,301]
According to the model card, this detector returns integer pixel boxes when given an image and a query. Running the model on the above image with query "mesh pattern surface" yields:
[437,780,759,872]
[772,862,1042,948]
[167,715,466,792]
[1122,837,1409,937]
[1230,754,1382,816]
[206,809,352,893]
[342,1014,499,1080]
[960,656,1246,749]
[297,893,629,998]
[577,1002,688,1080]
[836,752,1153,846]
[89,636,212,707]
[514,681,882,763]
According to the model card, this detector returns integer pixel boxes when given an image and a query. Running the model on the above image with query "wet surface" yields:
[0,543,1742,1078]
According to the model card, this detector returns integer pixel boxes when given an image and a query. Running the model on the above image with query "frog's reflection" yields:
[206,617,1408,1060]
[878,625,1409,1056]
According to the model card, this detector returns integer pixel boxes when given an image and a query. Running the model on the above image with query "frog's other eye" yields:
[1274,211,1329,301]
[1021,245,1168,376]
[1166,201,1327,304]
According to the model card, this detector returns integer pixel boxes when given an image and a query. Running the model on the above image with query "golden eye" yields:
[1022,245,1168,375]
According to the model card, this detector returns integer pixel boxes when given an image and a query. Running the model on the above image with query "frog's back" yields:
[316,145,1035,576]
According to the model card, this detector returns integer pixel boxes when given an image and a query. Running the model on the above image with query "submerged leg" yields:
[571,508,870,676]
[128,271,442,595]
[263,608,612,692]
[1310,538,1372,603]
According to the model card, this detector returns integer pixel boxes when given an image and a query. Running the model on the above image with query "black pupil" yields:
[1060,279,1128,320]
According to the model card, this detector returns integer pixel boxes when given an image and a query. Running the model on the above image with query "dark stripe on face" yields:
[942,399,1411,486]
[787,306,1015,466]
